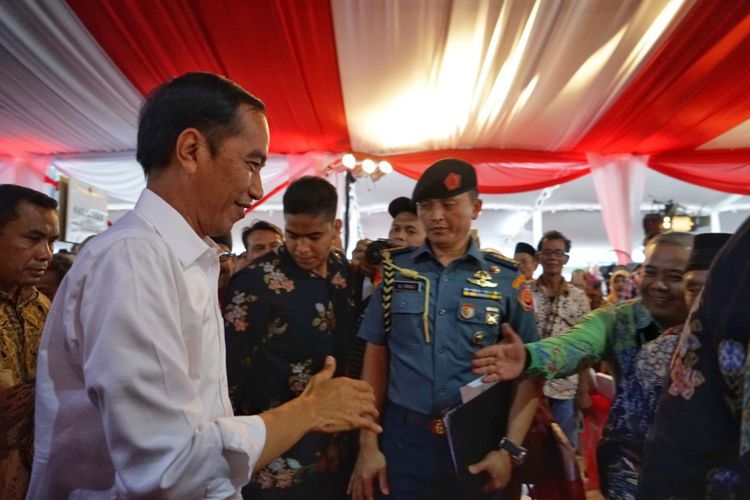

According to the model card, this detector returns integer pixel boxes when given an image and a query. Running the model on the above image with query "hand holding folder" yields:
[442,380,511,495]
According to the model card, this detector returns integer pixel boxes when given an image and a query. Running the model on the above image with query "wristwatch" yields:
[498,437,527,465]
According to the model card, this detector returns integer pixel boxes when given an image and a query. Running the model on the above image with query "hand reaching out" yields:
[471,323,527,383]
[301,356,382,434]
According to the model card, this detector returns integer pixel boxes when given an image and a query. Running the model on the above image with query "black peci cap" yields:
[685,232,732,272]
[411,158,477,203]
[388,196,417,218]
[514,242,536,258]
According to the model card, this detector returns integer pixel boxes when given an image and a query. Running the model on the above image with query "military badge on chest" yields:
[467,270,497,288]
[460,303,476,319]
[485,306,500,326]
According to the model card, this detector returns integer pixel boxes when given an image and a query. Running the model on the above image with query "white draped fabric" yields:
[1,0,746,258]
[0,155,48,192]
[0,0,140,156]
[51,154,145,204]
[331,0,693,153]
[589,154,647,264]
[50,154,319,209]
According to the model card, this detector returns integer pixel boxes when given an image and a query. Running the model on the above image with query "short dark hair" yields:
[136,72,266,176]
[48,253,74,278]
[283,176,338,221]
[538,230,572,253]
[0,184,58,232]
[241,220,283,250]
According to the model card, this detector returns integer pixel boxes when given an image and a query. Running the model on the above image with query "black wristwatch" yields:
[498,437,527,465]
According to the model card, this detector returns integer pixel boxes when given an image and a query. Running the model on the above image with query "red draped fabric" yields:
[574,0,750,154]
[65,0,750,196]
[68,0,351,154]
[648,149,750,195]
[379,149,590,194]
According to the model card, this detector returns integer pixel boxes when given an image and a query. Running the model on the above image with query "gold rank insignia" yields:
[467,270,498,288]
[489,265,501,274]
[485,306,500,326]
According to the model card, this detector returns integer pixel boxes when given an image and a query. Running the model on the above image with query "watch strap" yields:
[498,436,527,465]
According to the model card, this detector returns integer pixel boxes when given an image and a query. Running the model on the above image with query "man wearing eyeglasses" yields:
[530,231,590,448]
[472,232,695,499]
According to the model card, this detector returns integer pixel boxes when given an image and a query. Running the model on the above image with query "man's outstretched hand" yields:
[471,323,527,383]
[301,356,382,434]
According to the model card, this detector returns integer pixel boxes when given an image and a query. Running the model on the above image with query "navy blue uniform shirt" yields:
[358,238,539,415]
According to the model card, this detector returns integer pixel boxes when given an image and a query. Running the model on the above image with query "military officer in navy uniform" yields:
[348,159,541,500]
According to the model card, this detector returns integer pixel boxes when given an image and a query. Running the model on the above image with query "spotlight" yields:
[670,215,693,232]
[362,159,376,174]
[378,161,393,174]
[342,153,356,169]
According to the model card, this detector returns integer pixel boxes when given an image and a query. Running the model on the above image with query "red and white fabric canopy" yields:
[1,0,749,259]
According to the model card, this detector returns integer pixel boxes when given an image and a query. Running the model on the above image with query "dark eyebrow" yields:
[285,229,323,238]
[25,229,56,239]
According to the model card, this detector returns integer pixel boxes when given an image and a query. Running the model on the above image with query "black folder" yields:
[441,381,511,495]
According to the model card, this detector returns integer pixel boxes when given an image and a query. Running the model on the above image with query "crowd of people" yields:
[1,72,748,500]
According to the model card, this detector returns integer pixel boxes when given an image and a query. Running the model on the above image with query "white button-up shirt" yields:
[28,189,265,499]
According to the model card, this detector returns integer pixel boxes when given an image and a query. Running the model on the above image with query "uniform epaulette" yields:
[481,248,519,270]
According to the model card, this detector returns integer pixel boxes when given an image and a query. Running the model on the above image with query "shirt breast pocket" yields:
[456,299,502,349]
[390,290,426,346]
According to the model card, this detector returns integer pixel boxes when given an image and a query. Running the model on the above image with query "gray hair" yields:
[647,232,694,251]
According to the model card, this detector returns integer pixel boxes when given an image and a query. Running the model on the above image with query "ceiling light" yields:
[378,160,393,174]
[362,159,376,174]
[342,153,356,169]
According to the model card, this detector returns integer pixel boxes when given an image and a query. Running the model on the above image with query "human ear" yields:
[174,128,205,175]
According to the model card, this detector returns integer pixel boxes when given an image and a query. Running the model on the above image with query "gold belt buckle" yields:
[430,419,446,436]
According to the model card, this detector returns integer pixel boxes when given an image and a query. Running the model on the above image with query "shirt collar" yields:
[134,189,216,267]
[277,244,342,280]
[533,275,571,295]
[0,286,41,307]
[413,236,482,264]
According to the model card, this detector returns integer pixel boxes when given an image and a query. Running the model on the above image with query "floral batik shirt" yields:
[0,287,50,500]
[223,245,355,496]
[530,279,590,399]
[526,299,672,444]
[526,299,678,498]
[644,217,750,498]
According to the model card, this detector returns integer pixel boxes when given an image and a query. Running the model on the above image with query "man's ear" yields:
[471,198,483,220]
[333,218,343,233]
[174,128,205,175]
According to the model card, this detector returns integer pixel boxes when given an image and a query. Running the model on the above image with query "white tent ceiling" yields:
[2,0,749,265]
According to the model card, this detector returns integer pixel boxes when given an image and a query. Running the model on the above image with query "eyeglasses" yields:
[219,252,233,262]
[540,249,569,259]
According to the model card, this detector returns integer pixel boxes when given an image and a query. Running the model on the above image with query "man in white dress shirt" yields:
[27,73,379,499]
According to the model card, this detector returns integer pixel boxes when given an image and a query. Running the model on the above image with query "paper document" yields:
[459,376,499,404]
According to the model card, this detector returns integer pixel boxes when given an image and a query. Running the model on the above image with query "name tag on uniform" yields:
[395,280,421,292]
[462,287,502,301]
